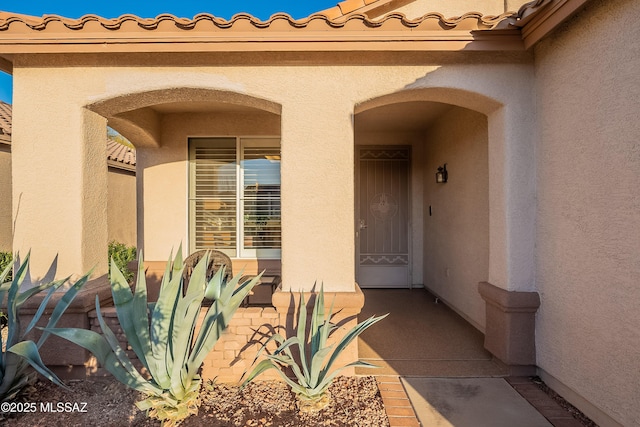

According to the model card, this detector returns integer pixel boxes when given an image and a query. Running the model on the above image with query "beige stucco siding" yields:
[11,68,109,279]
[422,107,489,331]
[533,0,640,425]
[0,146,10,251]
[11,60,535,295]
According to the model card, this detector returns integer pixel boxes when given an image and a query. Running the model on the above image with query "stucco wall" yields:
[533,0,640,425]
[11,59,535,293]
[0,145,11,251]
[423,107,489,330]
[12,73,109,279]
[107,166,136,247]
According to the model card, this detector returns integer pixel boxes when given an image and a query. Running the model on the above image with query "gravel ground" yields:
[2,376,389,427]
[531,377,598,427]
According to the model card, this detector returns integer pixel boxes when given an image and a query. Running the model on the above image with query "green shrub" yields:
[242,286,388,413]
[108,241,136,282]
[0,252,12,283]
[46,247,262,426]
[0,253,91,401]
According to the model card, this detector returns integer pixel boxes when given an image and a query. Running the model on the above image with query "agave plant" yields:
[242,286,388,413]
[0,253,91,401]
[46,248,261,426]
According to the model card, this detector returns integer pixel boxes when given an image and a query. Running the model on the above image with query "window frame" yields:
[188,136,281,259]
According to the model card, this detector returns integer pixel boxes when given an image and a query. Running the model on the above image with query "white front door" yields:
[356,147,411,288]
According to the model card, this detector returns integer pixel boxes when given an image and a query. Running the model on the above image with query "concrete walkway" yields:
[402,377,551,426]
[357,289,584,427]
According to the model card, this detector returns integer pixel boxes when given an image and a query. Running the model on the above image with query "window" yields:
[189,137,281,258]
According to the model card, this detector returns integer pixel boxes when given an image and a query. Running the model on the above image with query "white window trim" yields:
[188,136,281,259]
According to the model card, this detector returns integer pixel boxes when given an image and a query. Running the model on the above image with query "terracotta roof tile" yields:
[106,139,136,168]
[320,0,548,21]
[0,10,516,32]
[0,100,11,138]
[0,1,553,37]
[337,0,368,16]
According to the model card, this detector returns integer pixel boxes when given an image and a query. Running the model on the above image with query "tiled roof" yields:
[0,4,560,57]
[0,101,136,167]
[0,0,550,31]
[106,138,136,168]
[0,10,516,32]
[320,0,548,19]
[0,100,11,139]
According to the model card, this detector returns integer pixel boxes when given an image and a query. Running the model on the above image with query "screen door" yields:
[357,147,410,288]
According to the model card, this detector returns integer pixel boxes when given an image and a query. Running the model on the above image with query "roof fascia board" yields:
[519,0,590,49]
[0,30,525,54]
[107,159,136,172]
[0,56,12,74]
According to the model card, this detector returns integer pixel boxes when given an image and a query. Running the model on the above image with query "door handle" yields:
[359,219,367,229]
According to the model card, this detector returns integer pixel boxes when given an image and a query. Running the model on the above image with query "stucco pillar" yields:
[487,103,536,293]
[404,67,537,294]
[279,98,355,293]
[12,97,109,279]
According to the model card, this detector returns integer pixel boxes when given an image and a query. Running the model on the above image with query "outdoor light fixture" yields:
[436,164,448,183]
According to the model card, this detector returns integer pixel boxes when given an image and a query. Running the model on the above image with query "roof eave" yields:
[0,30,526,55]
[0,12,529,59]
[107,159,136,172]
[512,0,591,49]
[0,55,11,73]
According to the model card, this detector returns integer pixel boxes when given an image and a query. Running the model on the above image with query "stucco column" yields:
[279,98,355,293]
[487,101,536,293]
[405,65,536,294]
[12,95,109,279]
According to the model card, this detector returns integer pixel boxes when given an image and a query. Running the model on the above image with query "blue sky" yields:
[0,1,339,103]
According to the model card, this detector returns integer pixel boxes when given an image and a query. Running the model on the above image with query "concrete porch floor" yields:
[357,289,583,427]
[356,288,505,377]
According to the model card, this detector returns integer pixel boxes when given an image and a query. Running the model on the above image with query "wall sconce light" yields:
[436,164,448,183]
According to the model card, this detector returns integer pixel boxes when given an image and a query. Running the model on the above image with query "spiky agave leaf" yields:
[242,286,389,408]
[187,271,262,375]
[48,298,168,401]
[148,249,183,390]
[109,257,152,371]
[46,248,260,426]
[7,341,65,388]
[0,253,91,401]
[319,312,389,381]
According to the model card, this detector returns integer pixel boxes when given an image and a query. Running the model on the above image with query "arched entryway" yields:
[354,94,491,329]
[354,98,496,374]
[87,87,283,290]
[353,86,538,375]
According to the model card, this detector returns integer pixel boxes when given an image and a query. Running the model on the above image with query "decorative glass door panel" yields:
[357,147,410,288]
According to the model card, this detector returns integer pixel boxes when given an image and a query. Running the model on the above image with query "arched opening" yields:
[354,89,499,376]
[355,96,490,325]
[87,88,283,296]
